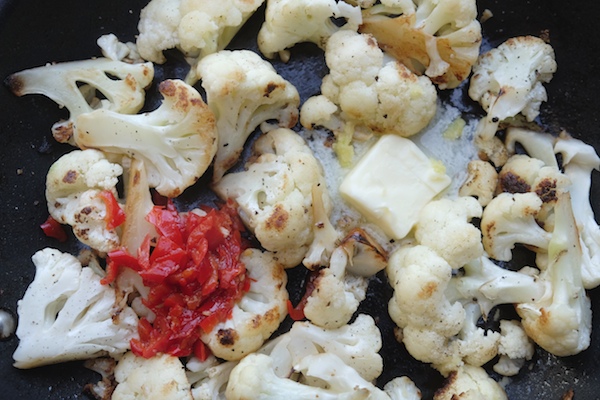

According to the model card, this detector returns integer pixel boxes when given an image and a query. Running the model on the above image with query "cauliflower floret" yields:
[433,365,507,400]
[468,36,557,160]
[213,128,331,268]
[136,0,264,82]
[97,33,143,63]
[516,192,592,357]
[414,197,484,269]
[480,192,552,262]
[497,154,571,223]
[257,0,362,60]
[359,0,482,89]
[303,245,368,329]
[74,79,217,198]
[268,313,383,382]
[112,352,192,400]
[493,320,535,377]
[387,245,465,338]
[225,353,390,400]
[6,58,153,144]
[458,160,499,207]
[201,248,288,361]
[301,30,437,145]
[195,50,300,182]
[186,355,237,400]
[387,246,504,376]
[384,376,423,400]
[13,248,138,369]
[45,149,124,253]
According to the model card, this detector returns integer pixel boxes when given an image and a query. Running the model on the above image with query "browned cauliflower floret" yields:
[359,0,482,89]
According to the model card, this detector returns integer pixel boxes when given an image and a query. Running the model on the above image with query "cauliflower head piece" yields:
[6,58,153,145]
[13,248,138,369]
[433,365,507,400]
[469,36,557,142]
[201,248,288,361]
[301,30,437,141]
[213,128,331,268]
[112,352,192,400]
[46,149,124,253]
[257,0,362,60]
[136,0,264,81]
[359,0,482,89]
[74,79,217,198]
[414,196,484,269]
[196,49,300,182]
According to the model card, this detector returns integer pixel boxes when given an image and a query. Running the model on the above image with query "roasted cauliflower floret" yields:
[13,248,138,369]
[136,0,265,82]
[359,0,482,89]
[213,128,331,268]
[74,79,217,198]
[301,30,437,155]
[112,352,192,400]
[45,149,124,253]
[6,58,153,145]
[195,50,300,182]
[201,249,288,361]
[257,0,362,60]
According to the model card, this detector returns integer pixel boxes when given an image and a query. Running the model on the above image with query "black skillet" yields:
[0,0,599,399]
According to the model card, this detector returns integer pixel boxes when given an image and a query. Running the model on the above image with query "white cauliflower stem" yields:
[516,192,592,356]
[196,50,300,182]
[45,149,124,253]
[74,79,217,198]
[6,58,153,144]
[13,248,138,369]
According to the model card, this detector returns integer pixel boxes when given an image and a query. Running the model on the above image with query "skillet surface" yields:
[0,0,599,399]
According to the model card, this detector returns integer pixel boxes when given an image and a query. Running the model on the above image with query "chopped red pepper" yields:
[109,199,250,359]
[98,190,126,230]
[40,215,68,242]
[287,269,320,321]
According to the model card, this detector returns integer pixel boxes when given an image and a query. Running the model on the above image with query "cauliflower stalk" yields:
[195,50,300,182]
[359,0,482,89]
[5,58,153,144]
[45,149,124,253]
[200,248,288,361]
[516,192,592,356]
[300,30,437,150]
[13,248,138,369]
[555,134,600,289]
[136,0,265,83]
[74,79,217,198]
[257,0,362,60]
[213,128,331,268]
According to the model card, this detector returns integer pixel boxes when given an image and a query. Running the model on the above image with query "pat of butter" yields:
[340,134,451,239]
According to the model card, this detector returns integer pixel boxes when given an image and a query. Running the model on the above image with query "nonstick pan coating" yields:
[0,0,599,399]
